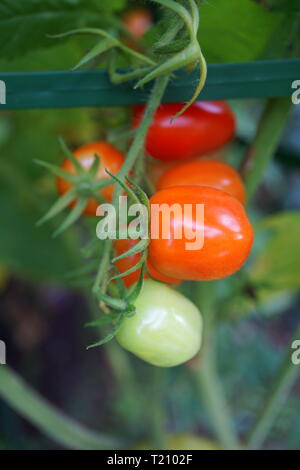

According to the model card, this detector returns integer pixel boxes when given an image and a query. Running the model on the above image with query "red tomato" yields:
[157,159,246,204]
[114,239,180,288]
[122,8,153,39]
[149,186,254,281]
[57,141,124,216]
[132,101,236,162]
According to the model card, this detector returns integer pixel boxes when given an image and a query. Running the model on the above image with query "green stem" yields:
[0,366,122,450]
[93,75,169,293]
[152,0,194,38]
[84,285,142,412]
[93,238,112,293]
[240,97,292,202]
[193,283,240,450]
[246,323,300,450]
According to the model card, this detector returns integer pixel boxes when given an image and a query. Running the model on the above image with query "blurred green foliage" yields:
[199,0,285,62]
[0,0,126,59]
[251,212,300,290]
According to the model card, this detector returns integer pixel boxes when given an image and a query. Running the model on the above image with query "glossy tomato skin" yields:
[132,101,236,162]
[149,186,254,281]
[157,159,246,204]
[114,239,180,288]
[116,280,202,367]
[56,141,124,216]
[122,8,153,39]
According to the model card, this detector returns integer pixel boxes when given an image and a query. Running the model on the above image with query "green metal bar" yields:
[1,59,299,110]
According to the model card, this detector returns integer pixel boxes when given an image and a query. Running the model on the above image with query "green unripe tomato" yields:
[116,280,203,367]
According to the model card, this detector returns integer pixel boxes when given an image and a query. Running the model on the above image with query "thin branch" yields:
[246,322,300,449]
[240,98,292,202]
[192,283,241,450]
[0,366,122,450]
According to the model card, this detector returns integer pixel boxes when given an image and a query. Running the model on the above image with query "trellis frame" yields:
[1,59,300,110]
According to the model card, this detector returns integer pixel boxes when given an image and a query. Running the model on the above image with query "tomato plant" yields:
[56,141,125,216]
[116,280,202,367]
[149,186,254,281]
[132,101,236,161]
[1,0,299,454]
[114,239,180,288]
[157,159,246,204]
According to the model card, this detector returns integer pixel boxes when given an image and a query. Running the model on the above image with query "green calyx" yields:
[36,138,112,236]
[87,173,151,349]
[136,0,207,119]
[88,255,146,350]
[50,27,156,72]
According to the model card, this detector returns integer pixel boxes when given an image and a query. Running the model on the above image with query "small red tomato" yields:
[132,101,236,162]
[122,8,153,39]
[114,239,180,288]
[157,159,246,204]
[56,141,124,216]
[149,186,254,281]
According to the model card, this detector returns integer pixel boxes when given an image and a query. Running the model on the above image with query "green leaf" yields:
[86,314,123,349]
[85,312,119,328]
[250,212,300,290]
[126,263,145,303]
[0,0,126,59]
[112,239,149,263]
[58,137,83,173]
[53,197,87,237]
[37,188,76,226]
[72,38,116,70]
[106,169,140,205]
[109,257,144,282]
[126,177,150,213]
[34,159,77,183]
[199,0,285,62]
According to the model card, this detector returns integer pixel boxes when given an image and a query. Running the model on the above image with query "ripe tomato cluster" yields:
[56,100,254,367]
[132,101,253,283]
